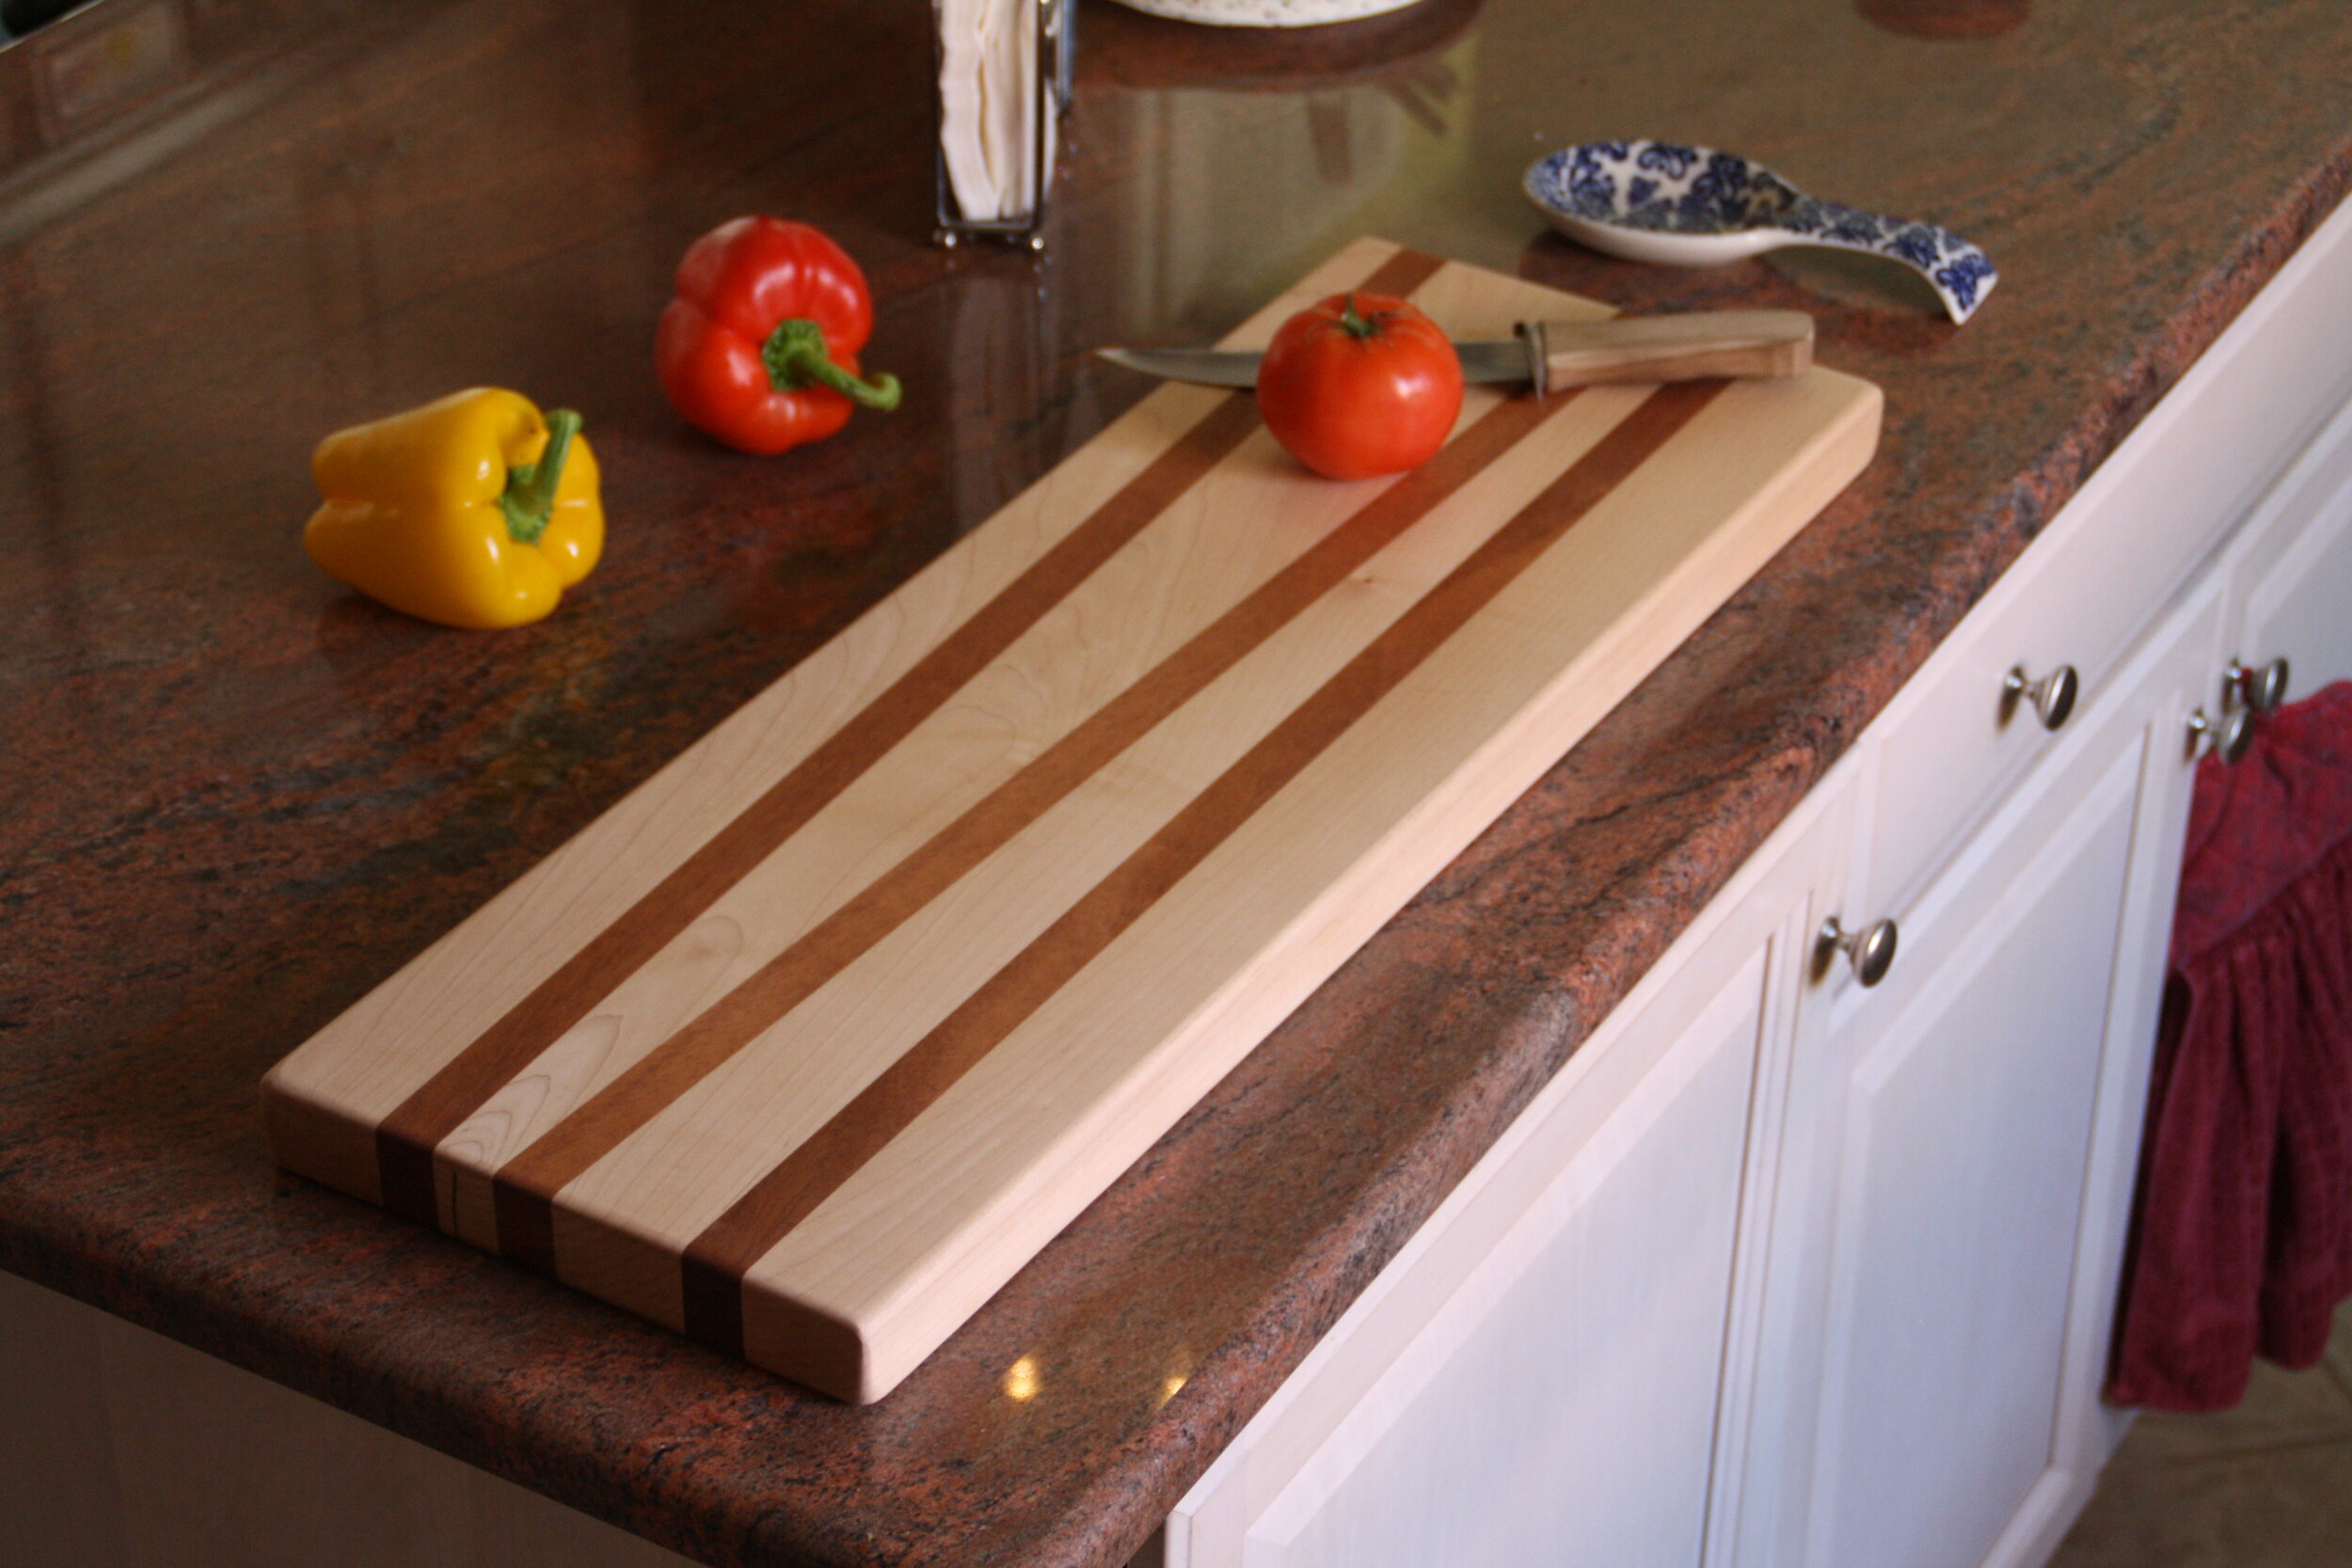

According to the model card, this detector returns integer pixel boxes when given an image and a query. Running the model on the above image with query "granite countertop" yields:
[3,1,2348,1564]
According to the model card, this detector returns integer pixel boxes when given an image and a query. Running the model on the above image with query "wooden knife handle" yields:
[1520,311,1814,393]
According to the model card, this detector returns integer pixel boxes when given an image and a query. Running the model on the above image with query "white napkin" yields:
[939,0,1054,225]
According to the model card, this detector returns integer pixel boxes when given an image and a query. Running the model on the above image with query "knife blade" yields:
[1099,310,1813,396]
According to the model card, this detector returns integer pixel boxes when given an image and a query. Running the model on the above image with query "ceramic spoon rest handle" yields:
[1524,309,1813,392]
[1774,197,1997,324]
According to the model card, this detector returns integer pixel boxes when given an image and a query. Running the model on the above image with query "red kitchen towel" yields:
[2109,679,2352,1412]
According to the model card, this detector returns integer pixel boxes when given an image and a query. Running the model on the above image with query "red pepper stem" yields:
[500,409,581,546]
[762,317,902,411]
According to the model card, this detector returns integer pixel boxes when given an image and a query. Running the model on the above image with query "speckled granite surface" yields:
[2,1,2349,1565]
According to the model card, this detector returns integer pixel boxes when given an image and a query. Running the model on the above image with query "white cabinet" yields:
[1168,562,2238,1568]
[1168,783,1853,1568]
[1739,580,2223,1568]
[1729,177,2352,1568]
[1169,152,2352,1568]
[1258,974,1752,1568]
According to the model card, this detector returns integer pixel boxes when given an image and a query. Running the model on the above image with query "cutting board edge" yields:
[262,1066,385,1210]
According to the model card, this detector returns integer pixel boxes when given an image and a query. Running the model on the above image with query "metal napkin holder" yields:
[933,0,1074,250]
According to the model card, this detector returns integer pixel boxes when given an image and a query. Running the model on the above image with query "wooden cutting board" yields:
[262,239,1882,1403]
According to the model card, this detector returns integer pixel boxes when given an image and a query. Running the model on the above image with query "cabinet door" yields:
[1168,788,1852,1568]
[1738,585,2223,1568]
[1806,748,2139,1568]
[1253,967,1756,1568]
[2228,388,2352,695]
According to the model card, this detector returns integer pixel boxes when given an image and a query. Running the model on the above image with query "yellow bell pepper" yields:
[304,388,603,629]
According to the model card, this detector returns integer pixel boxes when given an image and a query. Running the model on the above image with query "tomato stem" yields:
[1337,293,1389,341]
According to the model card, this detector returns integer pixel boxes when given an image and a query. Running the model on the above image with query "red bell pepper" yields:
[655,216,901,455]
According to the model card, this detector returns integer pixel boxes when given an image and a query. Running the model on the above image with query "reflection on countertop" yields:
[0,0,388,244]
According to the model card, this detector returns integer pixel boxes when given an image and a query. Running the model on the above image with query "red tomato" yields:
[1255,293,1465,481]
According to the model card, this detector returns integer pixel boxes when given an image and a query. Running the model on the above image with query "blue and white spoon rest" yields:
[1524,139,1997,324]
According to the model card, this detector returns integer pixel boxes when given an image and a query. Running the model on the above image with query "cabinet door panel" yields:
[1807,746,2141,1568]
[2239,464,2352,692]
[1246,951,1767,1568]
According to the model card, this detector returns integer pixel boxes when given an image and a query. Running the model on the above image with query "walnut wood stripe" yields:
[493,388,1556,1270]
[362,245,1448,1241]
[677,378,1728,1355]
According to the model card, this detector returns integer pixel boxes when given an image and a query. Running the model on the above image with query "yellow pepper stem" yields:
[500,408,583,546]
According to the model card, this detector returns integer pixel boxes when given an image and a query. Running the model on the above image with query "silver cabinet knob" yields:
[2226,656,2291,713]
[2003,663,2079,731]
[2187,705,2255,765]
[1818,914,1899,988]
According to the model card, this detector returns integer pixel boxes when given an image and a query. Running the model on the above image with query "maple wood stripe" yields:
[362,245,1447,1238]
[677,377,1729,1355]
[492,388,1557,1270]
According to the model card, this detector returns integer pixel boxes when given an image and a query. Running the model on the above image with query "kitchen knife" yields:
[1100,309,1813,397]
